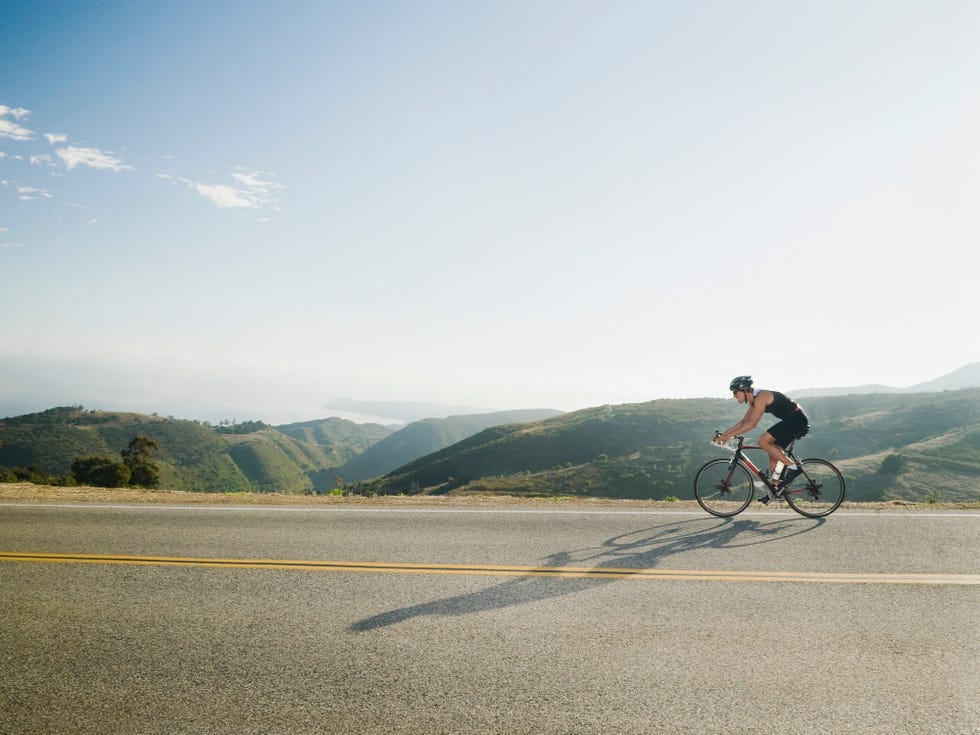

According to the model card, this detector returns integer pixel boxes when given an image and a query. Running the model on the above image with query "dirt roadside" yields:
[1,482,976,512]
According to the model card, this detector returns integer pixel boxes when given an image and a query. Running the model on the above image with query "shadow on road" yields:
[349,515,824,632]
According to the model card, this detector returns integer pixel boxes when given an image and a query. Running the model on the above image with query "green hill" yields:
[272,416,395,487]
[4,391,979,503]
[334,409,564,482]
[365,390,980,503]
[0,407,392,493]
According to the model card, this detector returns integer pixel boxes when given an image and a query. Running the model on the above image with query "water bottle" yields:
[772,461,784,481]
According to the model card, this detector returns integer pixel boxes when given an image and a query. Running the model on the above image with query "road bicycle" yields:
[693,433,845,518]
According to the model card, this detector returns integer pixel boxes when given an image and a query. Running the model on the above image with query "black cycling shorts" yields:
[766,412,810,448]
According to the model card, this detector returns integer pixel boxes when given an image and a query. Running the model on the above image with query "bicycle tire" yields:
[782,458,845,518]
[694,458,755,517]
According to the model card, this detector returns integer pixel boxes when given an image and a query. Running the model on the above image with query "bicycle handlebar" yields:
[710,431,740,453]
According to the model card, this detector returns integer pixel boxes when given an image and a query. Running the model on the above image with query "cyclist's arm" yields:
[719,392,770,442]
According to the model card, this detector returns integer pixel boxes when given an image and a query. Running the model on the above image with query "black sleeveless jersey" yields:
[760,390,801,420]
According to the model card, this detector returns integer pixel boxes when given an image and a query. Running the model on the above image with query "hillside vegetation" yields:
[0,407,561,494]
[0,408,392,494]
[365,390,980,503]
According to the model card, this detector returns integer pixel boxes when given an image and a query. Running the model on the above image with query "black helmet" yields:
[729,375,753,392]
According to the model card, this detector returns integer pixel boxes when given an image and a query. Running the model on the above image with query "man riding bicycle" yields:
[716,376,810,502]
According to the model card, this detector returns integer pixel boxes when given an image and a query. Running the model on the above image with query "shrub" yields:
[71,456,131,488]
[878,453,904,476]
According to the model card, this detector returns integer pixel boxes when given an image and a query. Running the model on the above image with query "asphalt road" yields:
[1,502,977,735]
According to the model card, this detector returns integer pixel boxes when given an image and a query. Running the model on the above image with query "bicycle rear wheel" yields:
[782,458,845,518]
[694,459,754,517]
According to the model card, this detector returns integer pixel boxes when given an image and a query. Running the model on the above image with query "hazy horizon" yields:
[1,361,975,426]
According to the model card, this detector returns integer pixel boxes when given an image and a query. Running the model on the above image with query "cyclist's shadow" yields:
[349,515,824,633]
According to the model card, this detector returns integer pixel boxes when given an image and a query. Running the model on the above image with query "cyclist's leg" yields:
[759,424,794,473]
[764,417,809,487]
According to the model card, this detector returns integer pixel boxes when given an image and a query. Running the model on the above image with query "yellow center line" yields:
[2,551,977,585]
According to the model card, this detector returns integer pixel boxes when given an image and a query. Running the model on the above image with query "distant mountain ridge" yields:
[321,398,487,423]
[334,409,564,482]
[793,362,980,398]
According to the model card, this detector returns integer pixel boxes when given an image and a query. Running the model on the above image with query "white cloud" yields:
[162,169,284,210]
[0,106,34,141]
[56,146,133,172]
[17,185,53,201]
[231,170,283,193]
[193,182,258,208]
[3,103,279,215]
[0,106,30,120]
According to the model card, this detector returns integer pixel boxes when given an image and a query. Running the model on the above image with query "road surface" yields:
[1,501,977,734]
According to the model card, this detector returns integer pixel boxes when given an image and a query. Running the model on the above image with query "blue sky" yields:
[2,0,978,424]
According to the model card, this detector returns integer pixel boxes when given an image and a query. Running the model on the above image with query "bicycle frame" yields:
[718,435,804,496]
[700,433,845,517]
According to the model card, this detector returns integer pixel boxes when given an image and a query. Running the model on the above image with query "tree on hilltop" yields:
[71,435,161,489]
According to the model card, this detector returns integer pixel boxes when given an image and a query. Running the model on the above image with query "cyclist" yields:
[716,376,810,502]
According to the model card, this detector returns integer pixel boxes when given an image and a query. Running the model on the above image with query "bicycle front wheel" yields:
[782,458,845,518]
[694,459,754,517]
